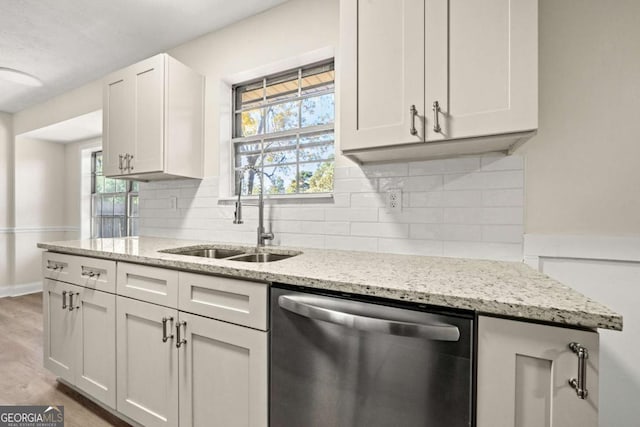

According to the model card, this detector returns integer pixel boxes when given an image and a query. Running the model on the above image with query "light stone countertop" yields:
[37,236,622,331]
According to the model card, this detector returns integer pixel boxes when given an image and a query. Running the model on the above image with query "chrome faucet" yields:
[233,166,274,247]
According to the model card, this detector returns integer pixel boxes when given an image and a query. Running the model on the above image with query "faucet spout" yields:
[233,166,274,247]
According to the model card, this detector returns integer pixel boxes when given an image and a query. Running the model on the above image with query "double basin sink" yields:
[160,245,300,263]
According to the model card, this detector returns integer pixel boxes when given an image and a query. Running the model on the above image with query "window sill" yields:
[217,193,334,206]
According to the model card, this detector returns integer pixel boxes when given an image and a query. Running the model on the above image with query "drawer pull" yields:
[62,291,67,309]
[568,342,589,399]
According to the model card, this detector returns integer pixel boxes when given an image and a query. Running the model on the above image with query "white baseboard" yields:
[0,281,43,298]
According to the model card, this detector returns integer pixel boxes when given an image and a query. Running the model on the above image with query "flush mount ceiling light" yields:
[0,67,43,87]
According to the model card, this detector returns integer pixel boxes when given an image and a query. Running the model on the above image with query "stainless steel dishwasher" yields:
[270,285,474,427]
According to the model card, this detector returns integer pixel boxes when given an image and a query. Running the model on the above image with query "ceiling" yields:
[0,0,288,115]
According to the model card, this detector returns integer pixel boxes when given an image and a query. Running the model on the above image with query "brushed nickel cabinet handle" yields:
[118,154,124,171]
[568,342,589,399]
[176,321,187,348]
[432,101,442,133]
[410,105,418,136]
[162,317,174,343]
[61,291,67,310]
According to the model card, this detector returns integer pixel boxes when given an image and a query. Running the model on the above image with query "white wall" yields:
[522,0,640,235]
[0,112,14,291]
[525,236,640,426]
[519,2,640,424]
[11,136,68,292]
[168,0,340,178]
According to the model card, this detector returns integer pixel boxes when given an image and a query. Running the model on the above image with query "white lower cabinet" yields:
[116,296,178,427]
[43,279,117,408]
[477,316,599,427]
[178,311,268,427]
[116,296,268,427]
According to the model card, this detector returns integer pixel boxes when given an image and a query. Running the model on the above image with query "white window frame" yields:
[231,59,335,197]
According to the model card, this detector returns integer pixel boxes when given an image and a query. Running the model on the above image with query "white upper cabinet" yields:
[103,53,204,180]
[340,0,538,162]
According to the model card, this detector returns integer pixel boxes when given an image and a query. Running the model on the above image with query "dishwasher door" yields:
[270,286,474,427]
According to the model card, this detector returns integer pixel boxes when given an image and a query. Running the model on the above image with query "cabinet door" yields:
[340,0,425,151]
[116,297,178,427]
[74,288,116,409]
[103,69,134,176]
[426,0,537,141]
[43,279,76,383]
[130,54,165,174]
[478,316,599,427]
[178,312,268,427]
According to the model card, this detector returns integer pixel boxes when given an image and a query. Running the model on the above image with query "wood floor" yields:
[0,292,130,427]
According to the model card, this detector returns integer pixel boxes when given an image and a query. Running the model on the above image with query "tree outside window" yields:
[232,60,335,196]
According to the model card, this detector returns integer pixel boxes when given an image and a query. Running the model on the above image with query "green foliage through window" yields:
[232,60,335,196]
[91,151,139,238]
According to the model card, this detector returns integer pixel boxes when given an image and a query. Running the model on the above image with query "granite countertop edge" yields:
[37,237,623,331]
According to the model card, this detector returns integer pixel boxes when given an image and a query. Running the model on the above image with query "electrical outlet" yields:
[170,196,178,211]
[387,189,402,212]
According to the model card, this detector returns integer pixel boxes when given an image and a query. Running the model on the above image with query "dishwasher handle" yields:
[278,295,460,342]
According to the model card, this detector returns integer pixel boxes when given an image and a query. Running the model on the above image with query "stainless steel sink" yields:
[227,253,295,263]
[161,245,300,263]
[160,247,245,259]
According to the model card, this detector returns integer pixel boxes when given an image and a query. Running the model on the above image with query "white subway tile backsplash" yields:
[139,155,524,261]
[379,175,443,192]
[443,208,483,224]
[481,207,524,225]
[325,235,378,252]
[378,208,443,224]
[334,177,378,193]
[277,233,326,249]
[482,170,524,189]
[361,163,409,177]
[482,225,524,243]
[378,239,443,256]
[482,189,524,207]
[351,222,409,239]
[442,241,522,261]
[351,192,386,208]
[409,224,443,240]
[480,153,524,171]
[408,160,445,176]
[443,157,481,173]
[444,170,523,191]
[325,208,378,222]
[442,224,483,242]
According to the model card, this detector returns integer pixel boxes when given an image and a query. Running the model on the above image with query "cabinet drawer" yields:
[75,256,116,293]
[43,252,76,283]
[178,272,268,330]
[117,262,178,308]
[43,252,116,293]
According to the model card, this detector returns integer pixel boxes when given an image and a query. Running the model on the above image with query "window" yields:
[91,151,139,238]
[232,59,335,196]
